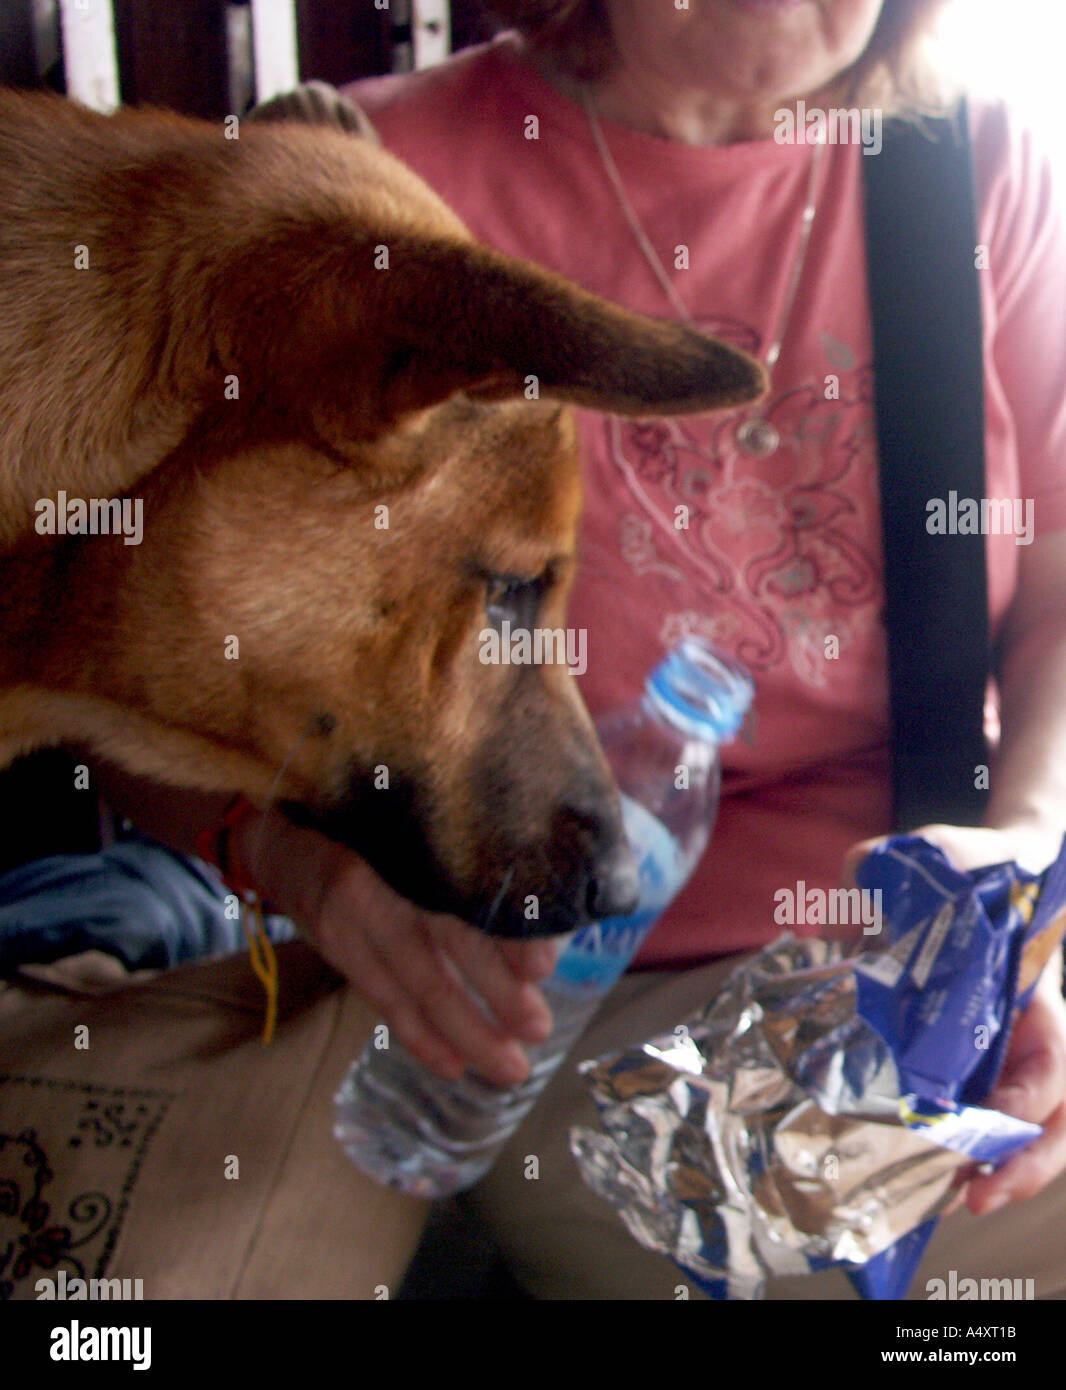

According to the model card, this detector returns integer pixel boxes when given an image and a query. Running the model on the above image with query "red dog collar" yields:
[195,794,263,901]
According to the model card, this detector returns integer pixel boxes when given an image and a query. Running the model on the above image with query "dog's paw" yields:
[247,81,381,143]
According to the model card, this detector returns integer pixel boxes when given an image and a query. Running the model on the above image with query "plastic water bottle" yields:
[333,637,753,1198]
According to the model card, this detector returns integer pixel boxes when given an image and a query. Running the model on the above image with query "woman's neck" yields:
[517,38,843,147]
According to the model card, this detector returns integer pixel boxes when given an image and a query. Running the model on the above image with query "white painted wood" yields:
[413,0,450,71]
[58,0,119,113]
[249,0,299,103]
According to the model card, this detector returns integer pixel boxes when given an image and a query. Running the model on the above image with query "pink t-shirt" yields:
[346,36,1066,966]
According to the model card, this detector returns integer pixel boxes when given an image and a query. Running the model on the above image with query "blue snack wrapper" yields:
[846,834,1066,1299]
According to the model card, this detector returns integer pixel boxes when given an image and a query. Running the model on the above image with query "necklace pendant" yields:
[736,415,780,459]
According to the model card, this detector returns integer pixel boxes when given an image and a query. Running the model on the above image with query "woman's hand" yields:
[233,805,561,1086]
[843,822,1066,1216]
[974,974,1066,1213]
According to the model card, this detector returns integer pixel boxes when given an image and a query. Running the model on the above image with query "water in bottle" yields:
[334,637,753,1198]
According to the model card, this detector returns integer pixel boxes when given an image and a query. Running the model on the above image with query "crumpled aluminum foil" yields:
[569,934,1036,1300]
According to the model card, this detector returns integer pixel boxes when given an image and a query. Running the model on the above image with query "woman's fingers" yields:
[988,993,1066,1125]
[321,914,471,1081]
[966,989,1066,1213]
[839,835,882,889]
[498,934,565,982]
[305,848,552,1085]
[359,907,542,1086]
[237,810,564,1085]
[840,823,1059,892]
[423,915,557,1040]
[966,1101,1066,1213]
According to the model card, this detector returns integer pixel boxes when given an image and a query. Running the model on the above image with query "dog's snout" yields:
[586,841,641,921]
[559,792,641,924]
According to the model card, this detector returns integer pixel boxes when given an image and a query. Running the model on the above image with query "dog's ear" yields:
[363,239,767,425]
[237,95,759,419]
[215,229,766,446]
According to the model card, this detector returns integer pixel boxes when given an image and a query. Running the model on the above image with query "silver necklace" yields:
[582,88,826,460]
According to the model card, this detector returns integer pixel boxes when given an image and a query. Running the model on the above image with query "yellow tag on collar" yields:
[241,894,279,1047]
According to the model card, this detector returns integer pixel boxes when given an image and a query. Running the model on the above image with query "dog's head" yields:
[23,118,765,936]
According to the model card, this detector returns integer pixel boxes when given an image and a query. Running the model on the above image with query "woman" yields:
[215,0,1066,1297]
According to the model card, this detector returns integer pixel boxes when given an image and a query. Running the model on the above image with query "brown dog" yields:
[0,90,764,937]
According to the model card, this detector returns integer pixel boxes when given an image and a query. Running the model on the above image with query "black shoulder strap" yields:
[863,103,991,832]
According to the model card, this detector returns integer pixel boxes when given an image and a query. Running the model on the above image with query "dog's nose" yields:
[586,843,641,921]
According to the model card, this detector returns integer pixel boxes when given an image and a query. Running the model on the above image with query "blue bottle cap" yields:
[646,637,754,743]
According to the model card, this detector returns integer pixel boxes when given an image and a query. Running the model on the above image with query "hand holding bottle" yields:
[232,802,560,1085]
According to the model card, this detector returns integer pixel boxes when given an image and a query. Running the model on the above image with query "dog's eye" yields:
[485,574,543,631]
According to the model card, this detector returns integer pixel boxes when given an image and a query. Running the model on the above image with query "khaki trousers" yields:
[3,942,1064,1301]
[0,942,428,1301]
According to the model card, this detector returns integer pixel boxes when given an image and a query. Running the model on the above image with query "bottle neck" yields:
[644,640,752,746]
[640,688,720,750]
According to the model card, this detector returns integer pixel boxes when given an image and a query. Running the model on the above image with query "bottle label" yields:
[553,798,687,993]
[553,907,663,991]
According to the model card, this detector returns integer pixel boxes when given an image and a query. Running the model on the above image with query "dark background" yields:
[0,0,497,111]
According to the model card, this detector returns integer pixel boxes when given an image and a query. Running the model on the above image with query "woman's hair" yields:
[483,0,956,116]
